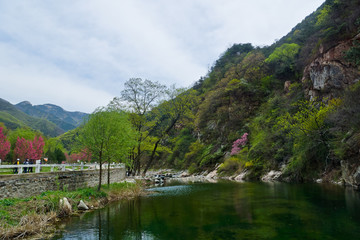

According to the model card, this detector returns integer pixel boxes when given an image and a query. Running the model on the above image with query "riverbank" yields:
[0,181,145,240]
[141,166,351,189]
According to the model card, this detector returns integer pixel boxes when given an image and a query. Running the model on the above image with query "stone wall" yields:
[0,167,125,199]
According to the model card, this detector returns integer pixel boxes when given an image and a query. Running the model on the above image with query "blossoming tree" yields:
[0,127,10,160]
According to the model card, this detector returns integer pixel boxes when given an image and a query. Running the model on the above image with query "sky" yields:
[0,0,325,113]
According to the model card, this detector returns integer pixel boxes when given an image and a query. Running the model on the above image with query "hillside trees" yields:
[79,107,135,190]
[265,43,301,80]
[277,99,341,180]
[196,51,268,144]
[199,43,254,91]
[137,0,360,179]
[329,82,360,164]
[44,138,67,163]
[142,87,198,175]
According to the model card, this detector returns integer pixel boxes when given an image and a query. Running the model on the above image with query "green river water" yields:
[52,181,360,239]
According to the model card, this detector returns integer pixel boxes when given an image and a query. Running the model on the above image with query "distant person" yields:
[24,159,29,173]
[29,159,34,173]
[14,158,20,174]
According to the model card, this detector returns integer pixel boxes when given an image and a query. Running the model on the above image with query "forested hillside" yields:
[16,101,88,132]
[141,0,360,182]
[29,0,360,184]
[0,98,64,137]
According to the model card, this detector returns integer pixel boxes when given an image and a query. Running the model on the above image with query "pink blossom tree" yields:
[230,133,248,155]
[14,136,45,160]
[14,137,34,160]
[32,136,45,159]
[68,148,92,163]
[0,127,10,160]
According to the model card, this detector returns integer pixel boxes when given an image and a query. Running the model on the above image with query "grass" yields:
[0,181,144,239]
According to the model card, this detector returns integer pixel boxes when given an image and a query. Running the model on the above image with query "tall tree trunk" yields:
[133,140,142,176]
[142,139,160,176]
[98,150,103,192]
[142,116,179,176]
[107,157,111,187]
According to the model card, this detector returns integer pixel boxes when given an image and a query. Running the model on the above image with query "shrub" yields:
[218,156,242,175]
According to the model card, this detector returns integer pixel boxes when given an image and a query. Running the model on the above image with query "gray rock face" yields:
[341,161,360,188]
[77,200,89,210]
[353,166,360,185]
[310,63,344,91]
[303,33,360,101]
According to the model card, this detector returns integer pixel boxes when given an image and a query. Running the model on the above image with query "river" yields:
[52,181,360,239]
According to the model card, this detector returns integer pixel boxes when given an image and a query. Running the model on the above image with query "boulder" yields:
[77,200,89,211]
[206,169,218,179]
[59,197,72,215]
[316,179,323,183]
[284,81,291,93]
[261,170,282,182]
[353,166,360,185]
[179,171,190,178]
[234,171,247,182]
[341,161,360,188]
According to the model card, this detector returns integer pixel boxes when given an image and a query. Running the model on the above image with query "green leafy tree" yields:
[79,107,135,190]
[265,43,301,79]
[115,78,166,175]
[316,4,331,26]
[54,148,66,163]
[44,138,66,163]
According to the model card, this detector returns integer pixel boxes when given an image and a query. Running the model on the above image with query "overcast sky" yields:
[0,0,324,113]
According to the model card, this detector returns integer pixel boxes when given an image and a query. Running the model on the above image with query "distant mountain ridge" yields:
[0,98,64,137]
[15,101,88,132]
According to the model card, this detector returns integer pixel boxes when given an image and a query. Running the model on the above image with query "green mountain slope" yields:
[147,0,360,182]
[16,101,88,132]
[0,98,64,137]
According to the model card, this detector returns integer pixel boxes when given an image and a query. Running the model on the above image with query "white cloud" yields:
[0,0,325,112]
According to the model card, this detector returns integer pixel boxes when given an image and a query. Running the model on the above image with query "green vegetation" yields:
[0,181,143,239]
[131,0,360,181]
[345,40,360,66]
[1,0,359,183]
[78,107,136,190]
[0,98,63,137]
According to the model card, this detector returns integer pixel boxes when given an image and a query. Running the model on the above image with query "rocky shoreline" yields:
[140,164,360,189]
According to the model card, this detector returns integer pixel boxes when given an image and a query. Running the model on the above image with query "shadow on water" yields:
[52,182,360,240]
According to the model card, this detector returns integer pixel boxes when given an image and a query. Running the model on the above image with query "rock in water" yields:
[78,200,89,210]
[261,170,282,182]
[59,197,72,215]
[353,166,360,185]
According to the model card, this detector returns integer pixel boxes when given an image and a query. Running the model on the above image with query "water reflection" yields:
[53,182,360,240]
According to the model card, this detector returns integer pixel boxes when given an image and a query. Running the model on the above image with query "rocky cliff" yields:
[303,33,360,101]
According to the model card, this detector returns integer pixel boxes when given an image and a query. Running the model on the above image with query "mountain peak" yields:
[14,100,88,132]
[17,101,32,107]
